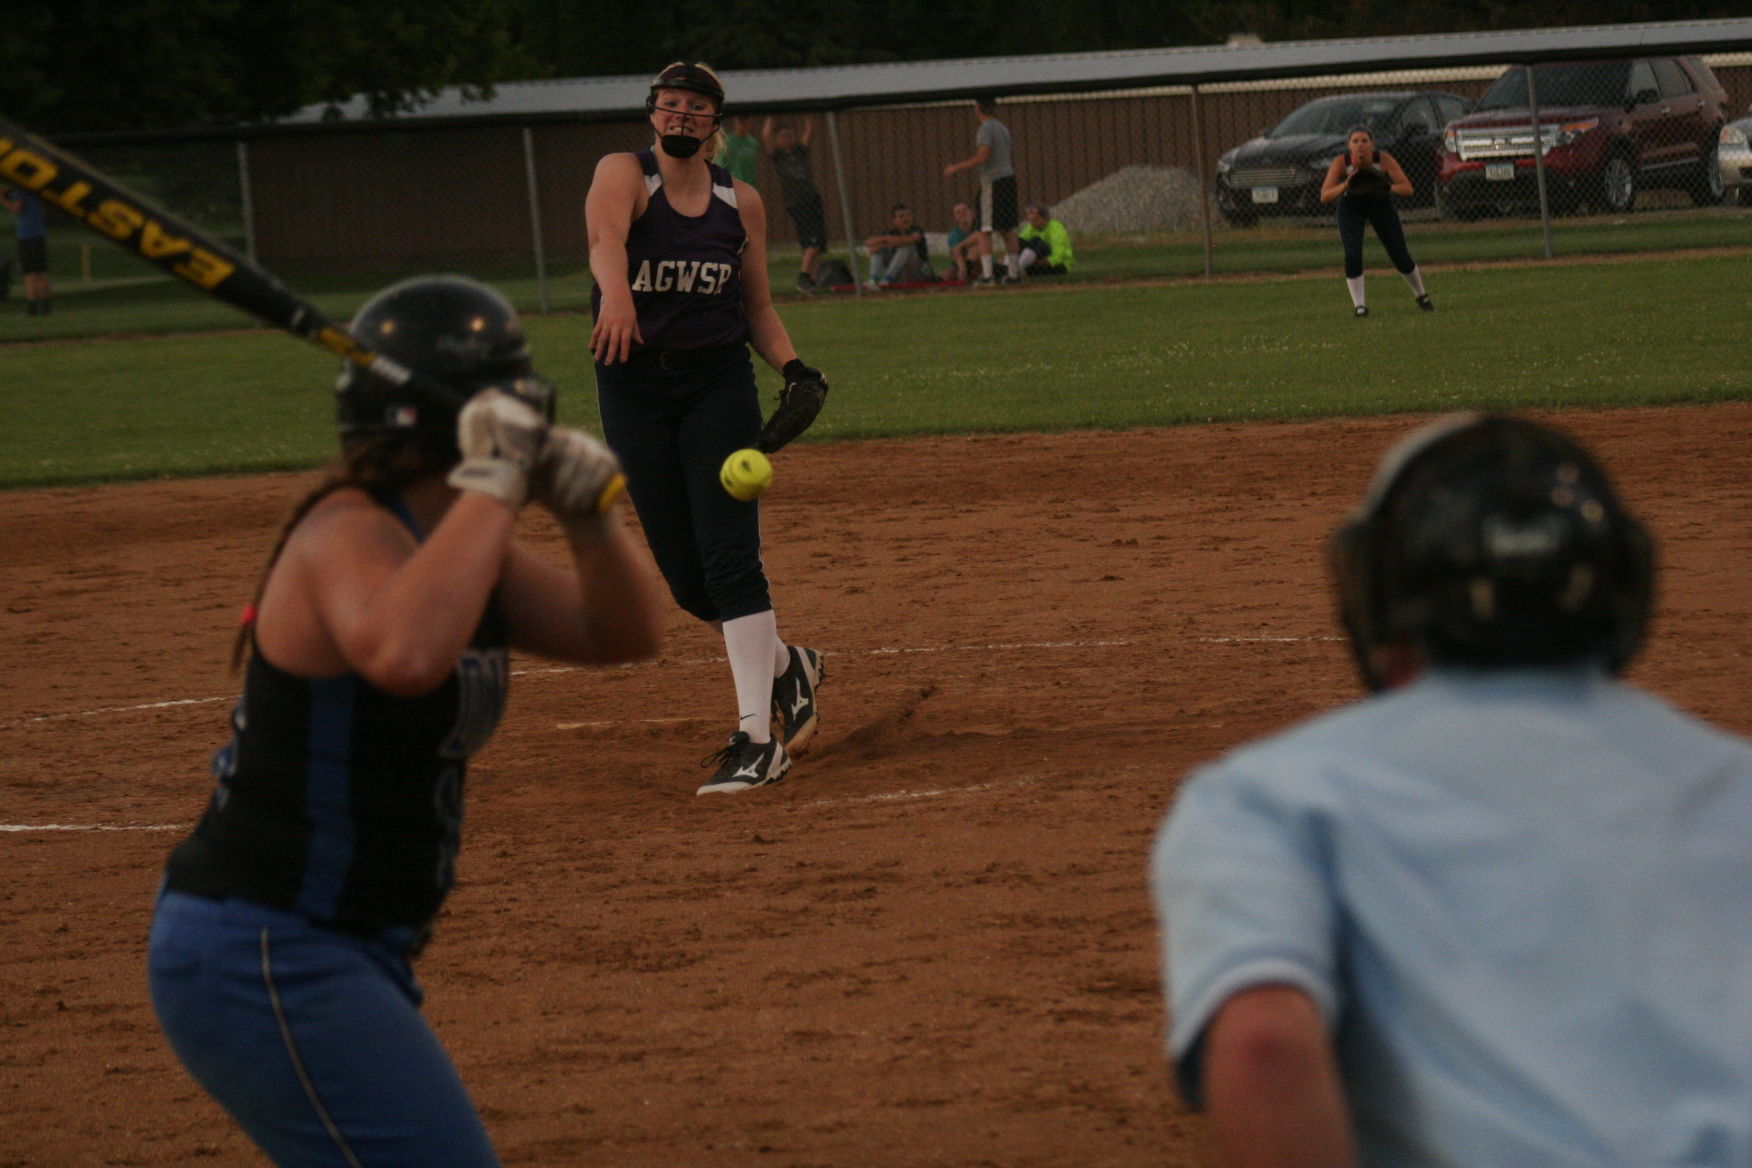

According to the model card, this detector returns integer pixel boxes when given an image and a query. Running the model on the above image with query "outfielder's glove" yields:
[1345,164,1391,196]
[756,359,829,454]
[448,390,550,510]
[531,427,626,532]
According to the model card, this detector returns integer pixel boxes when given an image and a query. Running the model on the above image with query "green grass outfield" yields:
[4,203,1748,343]
[3,250,1748,489]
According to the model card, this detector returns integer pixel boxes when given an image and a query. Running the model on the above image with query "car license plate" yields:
[1251,186,1279,204]
[1485,162,1515,181]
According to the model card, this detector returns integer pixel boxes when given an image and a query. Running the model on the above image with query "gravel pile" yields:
[1048,165,1207,235]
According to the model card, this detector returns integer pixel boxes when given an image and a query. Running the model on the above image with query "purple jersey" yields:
[593,149,748,353]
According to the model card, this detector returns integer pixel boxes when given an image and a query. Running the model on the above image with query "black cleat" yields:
[771,646,825,753]
[697,732,790,796]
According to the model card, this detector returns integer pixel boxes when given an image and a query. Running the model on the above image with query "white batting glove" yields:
[447,390,549,510]
[531,427,627,532]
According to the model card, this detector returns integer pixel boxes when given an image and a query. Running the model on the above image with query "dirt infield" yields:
[4,405,1750,1168]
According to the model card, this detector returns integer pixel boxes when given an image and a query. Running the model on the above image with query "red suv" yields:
[1436,56,1729,218]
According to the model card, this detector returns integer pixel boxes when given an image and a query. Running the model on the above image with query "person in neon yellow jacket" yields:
[1016,203,1073,277]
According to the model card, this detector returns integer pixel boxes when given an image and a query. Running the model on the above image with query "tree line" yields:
[3,0,1737,136]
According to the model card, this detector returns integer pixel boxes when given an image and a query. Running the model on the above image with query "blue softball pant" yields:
[1337,193,1416,278]
[595,344,772,624]
[148,890,497,1168]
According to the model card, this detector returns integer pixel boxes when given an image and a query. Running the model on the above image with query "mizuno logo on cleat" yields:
[736,762,761,779]
[789,693,809,715]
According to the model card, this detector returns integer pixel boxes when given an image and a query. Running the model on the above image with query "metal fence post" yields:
[1190,83,1214,278]
[824,108,862,295]
[236,139,257,263]
[523,126,549,313]
[1527,64,1555,259]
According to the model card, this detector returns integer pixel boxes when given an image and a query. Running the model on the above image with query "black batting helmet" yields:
[335,275,555,461]
[1330,413,1653,691]
[645,61,726,116]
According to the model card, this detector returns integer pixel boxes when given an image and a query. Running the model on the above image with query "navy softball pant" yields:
[596,344,771,624]
[1337,193,1416,278]
[148,890,497,1168]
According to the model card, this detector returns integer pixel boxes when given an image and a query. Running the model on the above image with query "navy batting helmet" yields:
[645,62,726,116]
[335,275,555,461]
[1330,413,1653,691]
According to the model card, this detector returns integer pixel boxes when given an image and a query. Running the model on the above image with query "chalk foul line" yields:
[7,635,1339,727]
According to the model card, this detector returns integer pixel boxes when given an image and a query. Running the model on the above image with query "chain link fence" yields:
[27,50,1752,307]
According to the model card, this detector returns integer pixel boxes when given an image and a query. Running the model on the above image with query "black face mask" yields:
[659,133,703,158]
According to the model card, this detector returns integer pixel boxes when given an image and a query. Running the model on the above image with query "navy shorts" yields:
[148,890,498,1167]
[596,344,772,624]
[979,176,1019,234]
[17,236,45,274]
[784,194,827,251]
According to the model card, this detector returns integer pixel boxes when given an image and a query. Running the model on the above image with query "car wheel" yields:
[1438,193,1480,222]
[1597,150,1637,214]
[1691,137,1725,206]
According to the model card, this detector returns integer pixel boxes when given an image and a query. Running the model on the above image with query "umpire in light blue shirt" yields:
[1151,413,1752,1167]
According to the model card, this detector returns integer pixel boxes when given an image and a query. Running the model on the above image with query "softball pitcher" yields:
[586,62,829,796]
[147,275,666,1167]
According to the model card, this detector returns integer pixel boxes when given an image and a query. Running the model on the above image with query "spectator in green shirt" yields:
[715,115,760,185]
[1016,203,1073,278]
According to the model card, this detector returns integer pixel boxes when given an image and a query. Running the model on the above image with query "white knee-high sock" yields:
[1401,266,1427,296]
[773,636,791,677]
[722,611,779,743]
[1346,276,1367,308]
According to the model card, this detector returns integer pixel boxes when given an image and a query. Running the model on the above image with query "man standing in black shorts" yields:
[943,96,1020,284]
[761,116,827,294]
[1,186,50,315]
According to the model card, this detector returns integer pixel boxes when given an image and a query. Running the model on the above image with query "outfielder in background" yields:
[147,275,667,1167]
[1319,125,1433,317]
[587,62,830,796]
[1151,413,1752,1164]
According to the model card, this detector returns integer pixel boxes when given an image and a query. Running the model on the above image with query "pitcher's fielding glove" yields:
[1345,164,1391,196]
[757,359,829,454]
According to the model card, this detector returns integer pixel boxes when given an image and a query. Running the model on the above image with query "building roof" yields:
[282,18,1752,129]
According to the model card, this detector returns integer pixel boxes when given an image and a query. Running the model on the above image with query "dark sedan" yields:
[1215,91,1472,225]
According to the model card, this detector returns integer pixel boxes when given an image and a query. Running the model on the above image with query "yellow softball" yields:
[719,448,773,501]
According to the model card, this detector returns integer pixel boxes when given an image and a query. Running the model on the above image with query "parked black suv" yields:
[1215,90,1472,226]
[1436,57,1730,218]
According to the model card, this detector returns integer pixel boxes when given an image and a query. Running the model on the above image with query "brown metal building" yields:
[218,20,1752,272]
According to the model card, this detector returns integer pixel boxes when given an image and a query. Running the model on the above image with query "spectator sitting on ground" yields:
[945,201,988,283]
[863,203,932,288]
[1016,203,1073,278]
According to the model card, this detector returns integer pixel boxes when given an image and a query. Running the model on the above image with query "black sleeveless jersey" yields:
[163,496,510,943]
[590,148,748,353]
